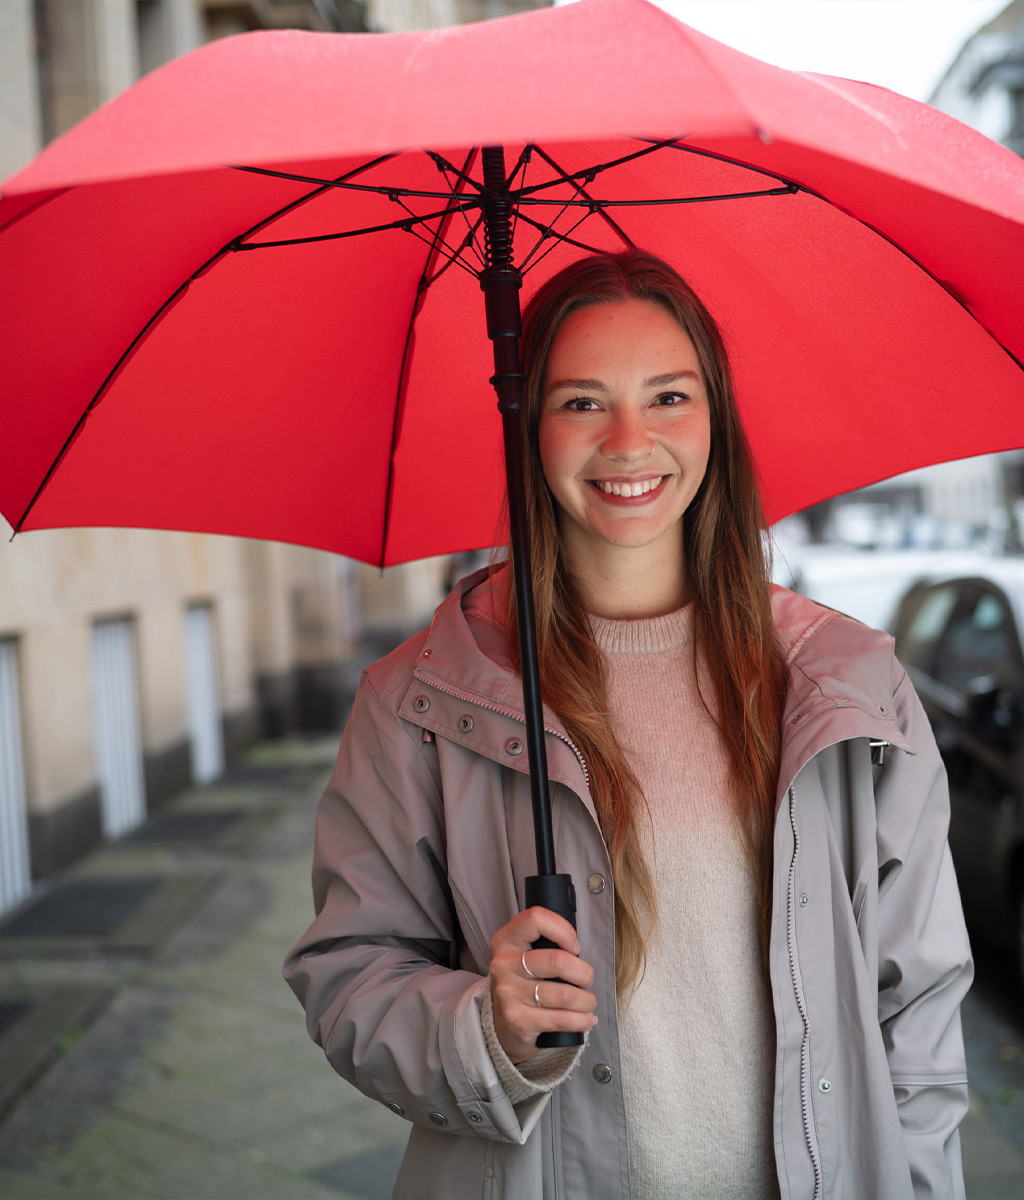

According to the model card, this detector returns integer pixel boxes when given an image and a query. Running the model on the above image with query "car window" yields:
[934,589,1017,693]
[897,585,959,673]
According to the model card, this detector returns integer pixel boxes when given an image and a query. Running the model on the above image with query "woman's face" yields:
[538,298,711,563]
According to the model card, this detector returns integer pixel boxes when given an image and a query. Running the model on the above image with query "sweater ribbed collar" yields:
[588,604,693,655]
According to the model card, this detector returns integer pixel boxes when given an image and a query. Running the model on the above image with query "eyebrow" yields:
[547,371,700,392]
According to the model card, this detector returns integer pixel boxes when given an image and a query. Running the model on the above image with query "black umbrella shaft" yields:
[481,148,580,1048]
[480,146,555,878]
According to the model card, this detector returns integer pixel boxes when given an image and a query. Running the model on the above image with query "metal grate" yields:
[124,811,241,844]
[0,1001,30,1037]
[0,877,162,938]
[218,763,311,784]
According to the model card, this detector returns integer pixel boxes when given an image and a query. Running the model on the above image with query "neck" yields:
[563,532,689,620]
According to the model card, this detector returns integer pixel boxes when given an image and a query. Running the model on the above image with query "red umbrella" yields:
[3,0,1023,561]
[3,0,1024,1032]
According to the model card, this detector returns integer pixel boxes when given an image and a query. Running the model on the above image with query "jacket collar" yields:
[401,566,594,799]
[406,567,914,800]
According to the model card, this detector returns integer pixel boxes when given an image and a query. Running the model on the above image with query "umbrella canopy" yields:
[2,0,1024,566]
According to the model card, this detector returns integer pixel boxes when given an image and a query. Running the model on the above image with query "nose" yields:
[600,408,654,462]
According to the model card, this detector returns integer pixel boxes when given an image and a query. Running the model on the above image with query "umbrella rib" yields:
[505,145,534,191]
[423,150,485,194]
[512,184,798,207]
[512,137,798,208]
[0,189,68,237]
[517,166,596,272]
[519,208,609,275]
[517,176,607,272]
[528,145,635,249]
[421,211,487,289]
[507,146,532,254]
[13,156,395,535]
[650,139,1024,374]
[233,163,475,202]
[847,214,1024,373]
[426,152,487,269]
[236,200,479,250]
[514,137,681,200]
[232,154,400,241]
[400,161,486,272]
[514,209,610,260]
[395,215,483,279]
[649,138,799,190]
[379,148,479,568]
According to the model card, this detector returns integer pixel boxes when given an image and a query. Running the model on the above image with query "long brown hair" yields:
[506,249,786,997]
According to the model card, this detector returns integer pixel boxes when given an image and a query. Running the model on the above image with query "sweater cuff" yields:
[480,986,585,1105]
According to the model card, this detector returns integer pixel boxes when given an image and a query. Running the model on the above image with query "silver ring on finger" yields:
[534,982,543,1008]
[522,951,537,980]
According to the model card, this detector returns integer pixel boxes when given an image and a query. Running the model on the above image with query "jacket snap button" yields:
[593,1063,613,1084]
[385,1101,405,1116]
[422,648,432,658]
[505,737,524,757]
[798,892,808,907]
[458,715,474,733]
[878,704,887,715]
[818,1078,832,1093]
[588,873,606,894]
[466,1110,482,1123]
[429,1111,449,1126]
[413,695,430,713]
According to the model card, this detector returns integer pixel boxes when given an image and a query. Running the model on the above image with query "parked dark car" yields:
[891,569,1024,989]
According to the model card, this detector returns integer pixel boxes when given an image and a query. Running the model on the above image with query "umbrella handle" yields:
[525,873,584,1050]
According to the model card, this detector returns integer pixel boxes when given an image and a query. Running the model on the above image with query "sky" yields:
[559,0,1009,101]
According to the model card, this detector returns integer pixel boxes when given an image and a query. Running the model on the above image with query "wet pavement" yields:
[0,738,409,1199]
[0,734,1020,1199]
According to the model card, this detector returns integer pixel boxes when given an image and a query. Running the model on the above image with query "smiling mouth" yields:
[590,476,665,498]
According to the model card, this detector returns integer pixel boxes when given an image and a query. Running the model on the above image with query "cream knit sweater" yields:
[482,606,777,1198]
[591,606,777,1199]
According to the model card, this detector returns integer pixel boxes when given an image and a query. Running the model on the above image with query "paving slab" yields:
[0,984,113,1119]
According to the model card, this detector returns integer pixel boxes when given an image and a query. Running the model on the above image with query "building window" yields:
[0,639,32,914]
[183,603,224,785]
[90,618,147,838]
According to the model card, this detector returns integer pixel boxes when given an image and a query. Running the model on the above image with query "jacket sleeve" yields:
[875,663,974,1200]
[282,671,552,1145]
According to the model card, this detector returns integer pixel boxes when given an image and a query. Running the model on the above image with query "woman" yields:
[284,250,972,1200]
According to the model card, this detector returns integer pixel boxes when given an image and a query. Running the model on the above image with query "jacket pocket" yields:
[449,877,498,972]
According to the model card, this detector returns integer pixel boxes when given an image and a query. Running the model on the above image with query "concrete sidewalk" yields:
[0,735,1021,1199]
[0,738,409,1199]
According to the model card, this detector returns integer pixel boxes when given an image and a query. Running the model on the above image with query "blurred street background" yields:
[2,0,1024,1196]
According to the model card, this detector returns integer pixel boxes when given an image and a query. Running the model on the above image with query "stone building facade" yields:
[0,0,490,916]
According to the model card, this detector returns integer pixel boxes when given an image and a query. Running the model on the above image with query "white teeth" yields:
[596,476,663,497]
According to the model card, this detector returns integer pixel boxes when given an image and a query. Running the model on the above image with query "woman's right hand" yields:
[488,906,598,1064]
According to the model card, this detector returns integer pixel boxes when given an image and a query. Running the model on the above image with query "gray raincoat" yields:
[284,568,972,1200]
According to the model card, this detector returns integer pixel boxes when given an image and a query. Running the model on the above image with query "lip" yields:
[590,475,663,484]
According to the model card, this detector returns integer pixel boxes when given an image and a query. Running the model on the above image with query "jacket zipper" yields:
[786,783,824,1200]
[416,674,591,788]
